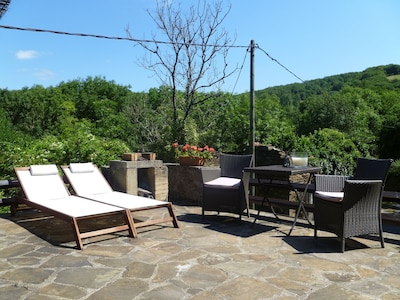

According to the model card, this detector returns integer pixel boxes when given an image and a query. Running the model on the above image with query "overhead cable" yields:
[0,24,248,48]
[0,24,304,83]
[231,45,250,94]
[256,45,305,83]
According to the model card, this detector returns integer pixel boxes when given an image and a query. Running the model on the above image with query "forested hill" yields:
[255,64,400,107]
[249,64,400,171]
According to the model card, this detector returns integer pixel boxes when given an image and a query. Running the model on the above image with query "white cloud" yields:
[16,50,40,60]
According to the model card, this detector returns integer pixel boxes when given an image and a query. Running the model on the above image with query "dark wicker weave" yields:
[314,158,393,252]
[202,153,253,220]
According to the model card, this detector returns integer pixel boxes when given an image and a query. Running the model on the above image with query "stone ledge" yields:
[167,164,220,204]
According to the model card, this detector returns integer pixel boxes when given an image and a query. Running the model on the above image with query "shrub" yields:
[295,128,362,175]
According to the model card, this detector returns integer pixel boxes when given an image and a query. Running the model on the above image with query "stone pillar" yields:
[153,165,169,201]
[109,160,168,201]
[167,164,220,204]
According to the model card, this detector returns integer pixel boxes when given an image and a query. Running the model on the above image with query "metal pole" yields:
[250,40,255,166]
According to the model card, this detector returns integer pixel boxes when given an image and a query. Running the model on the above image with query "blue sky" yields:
[1,0,399,94]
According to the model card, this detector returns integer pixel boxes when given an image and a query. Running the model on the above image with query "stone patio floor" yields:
[1,202,400,300]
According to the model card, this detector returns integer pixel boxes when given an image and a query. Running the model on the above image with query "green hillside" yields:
[1,64,400,180]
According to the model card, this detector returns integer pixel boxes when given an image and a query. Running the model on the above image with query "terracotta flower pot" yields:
[179,156,205,166]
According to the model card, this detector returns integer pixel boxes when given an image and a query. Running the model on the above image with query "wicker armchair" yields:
[202,153,253,220]
[314,158,393,252]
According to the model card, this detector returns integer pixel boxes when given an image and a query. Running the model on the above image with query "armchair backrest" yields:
[220,153,253,179]
[353,158,393,187]
[315,174,349,192]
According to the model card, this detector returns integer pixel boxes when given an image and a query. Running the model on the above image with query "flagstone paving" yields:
[0,203,399,299]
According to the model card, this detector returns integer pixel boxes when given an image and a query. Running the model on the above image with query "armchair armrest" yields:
[342,179,382,208]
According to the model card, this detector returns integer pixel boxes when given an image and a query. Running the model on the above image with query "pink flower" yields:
[172,142,215,161]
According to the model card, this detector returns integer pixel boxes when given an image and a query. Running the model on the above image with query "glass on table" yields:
[290,152,308,168]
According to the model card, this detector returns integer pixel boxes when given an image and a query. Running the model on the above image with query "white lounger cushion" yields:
[69,162,95,173]
[79,191,168,210]
[30,164,59,176]
[32,195,123,217]
[204,177,241,189]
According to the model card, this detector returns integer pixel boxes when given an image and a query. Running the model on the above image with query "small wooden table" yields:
[243,165,321,235]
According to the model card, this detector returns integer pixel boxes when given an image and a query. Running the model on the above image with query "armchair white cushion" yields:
[314,191,344,202]
[204,177,241,189]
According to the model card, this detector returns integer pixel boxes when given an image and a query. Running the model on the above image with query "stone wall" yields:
[167,165,220,204]
[254,144,286,166]
[102,145,286,204]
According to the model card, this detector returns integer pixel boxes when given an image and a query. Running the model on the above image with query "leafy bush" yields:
[294,128,361,175]
[0,133,130,179]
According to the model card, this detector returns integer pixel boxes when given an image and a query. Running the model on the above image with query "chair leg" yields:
[167,203,179,228]
[71,218,83,250]
[379,220,385,248]
[341,237,345,253]
[379,230,385,248]
[10,203,18,217]
[124,209,138,238]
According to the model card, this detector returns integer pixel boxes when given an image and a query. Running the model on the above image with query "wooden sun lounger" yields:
[14,165,136,249]
[61,163,179,231]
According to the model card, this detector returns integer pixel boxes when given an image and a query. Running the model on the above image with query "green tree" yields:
[378,91,400,159]
[298,92,357,136]
[296,128,361,175]
[1,85,70,137]
[58,76,131,121]
[255,94,297,151]
[210,93,250,153]
[57,76,138,148]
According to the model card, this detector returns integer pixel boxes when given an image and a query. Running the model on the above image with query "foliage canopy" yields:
[1,64,400,179]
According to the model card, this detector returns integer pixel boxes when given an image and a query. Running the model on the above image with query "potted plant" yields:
[172,142,215,166]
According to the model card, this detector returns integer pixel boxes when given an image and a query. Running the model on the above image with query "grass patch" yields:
[387,74,400,81]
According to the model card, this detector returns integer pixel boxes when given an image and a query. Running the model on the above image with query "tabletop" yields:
[244,165,321,177]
